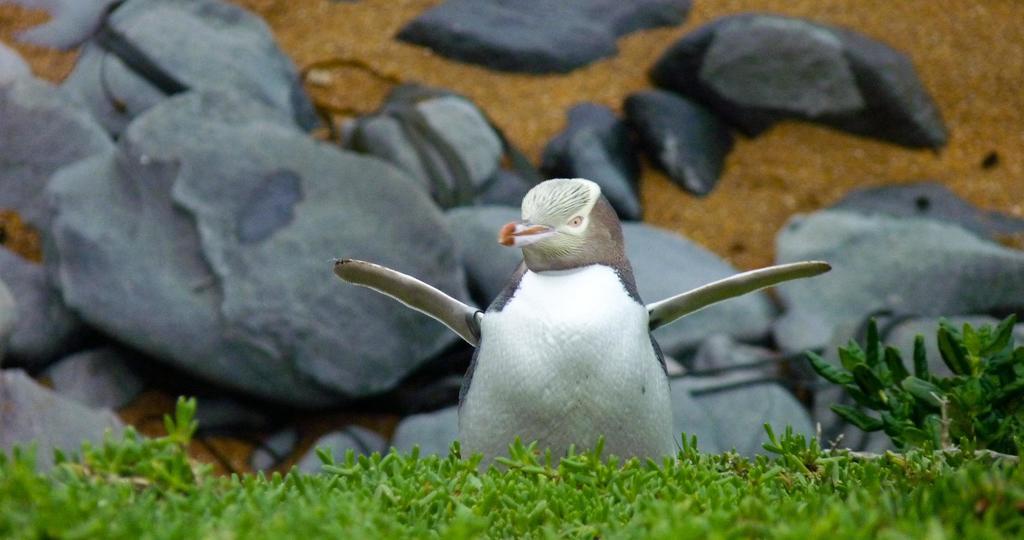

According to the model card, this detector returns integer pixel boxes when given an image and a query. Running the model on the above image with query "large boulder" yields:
[624,89,733,196]
[46,90,470,406]
[61,0,316,136]
[0,76,113,230]
[0,369,123,470]
[651,14,947,149]
[774,210,1024,353]
[541,103,642,220]
[832,181,1024,241]
[445,206,775,355]
[398,0,691,73]
[0,247,86,367]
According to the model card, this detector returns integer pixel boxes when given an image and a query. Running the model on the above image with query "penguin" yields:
[334,178,829,462]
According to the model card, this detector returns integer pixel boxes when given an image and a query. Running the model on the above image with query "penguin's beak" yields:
[498,221,556,247]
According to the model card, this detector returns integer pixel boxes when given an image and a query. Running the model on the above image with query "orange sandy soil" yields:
[2,0,1022,472]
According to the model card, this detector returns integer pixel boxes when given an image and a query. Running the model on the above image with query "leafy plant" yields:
[53,396,208,493]
[807,315,1024,454]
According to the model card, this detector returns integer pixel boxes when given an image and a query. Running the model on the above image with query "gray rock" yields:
[832,181,1024,241]
[0,279,14,362]
[391,406,459,457]
[476,170,534,207]
[417,96,503,187]
[774,210,1024,353]
[651,14,947,149]
[0,369,123,470]
[250,428,298,472]
[445,206,775,355]
[46,90,470,406]
[0,42,30,84]
[624,90,733,196]
[0,76,113,230]
[541,103,641,219]
[42,347,144,409]
[398,0,691,74]
[297,426,387,472]
[444,206,523,307]
[671,373,813,456]
[6,0,118,50]
[691,334,775,373]
[628,225,777,354]
[346,91,503,208]
[0,247,85,367]
[61,0,316,136]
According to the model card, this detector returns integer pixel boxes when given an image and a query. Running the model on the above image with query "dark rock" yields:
[0,279,14,362]
[194,397,274,432]
[0,42,30,83]
[0,369,123,470]
[250,428,298,471]
[651,14,947,149]
[774,210,1024,353]
[46,90,470,406]
[541,103,642,219]
[0,76,113,230]
[391,406,459,457]
[297,426,387,472]
[41,347,145,409]
[61,0,316,136]
[831,181,1024,240]
[445,206,775,355]
[624,90,733,196]
[671,373,813,456]
[0,247,86,367]
[398,0,691,74]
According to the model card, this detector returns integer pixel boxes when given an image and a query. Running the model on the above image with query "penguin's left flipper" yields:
[647,260,831,332]
[333,259,482,347]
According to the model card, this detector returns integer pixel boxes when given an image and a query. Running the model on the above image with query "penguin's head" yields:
[498,178,625,272]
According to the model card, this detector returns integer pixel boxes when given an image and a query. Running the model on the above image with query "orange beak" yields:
[498,221,556,247]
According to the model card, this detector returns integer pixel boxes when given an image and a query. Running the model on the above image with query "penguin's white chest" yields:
[460,265,675,460]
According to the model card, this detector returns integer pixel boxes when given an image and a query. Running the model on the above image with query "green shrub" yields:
[807,315,1024,453]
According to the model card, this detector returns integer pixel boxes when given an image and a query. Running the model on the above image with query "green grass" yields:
[2,406,1023,540]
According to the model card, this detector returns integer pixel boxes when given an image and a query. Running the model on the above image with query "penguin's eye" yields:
[568,216,584,227]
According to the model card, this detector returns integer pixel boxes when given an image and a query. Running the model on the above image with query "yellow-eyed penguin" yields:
[334,178,829,461]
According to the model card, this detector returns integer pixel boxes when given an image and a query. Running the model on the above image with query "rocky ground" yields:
[1,0,1022,474]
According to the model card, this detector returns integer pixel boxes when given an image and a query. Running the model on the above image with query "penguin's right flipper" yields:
[333,259,482,347]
